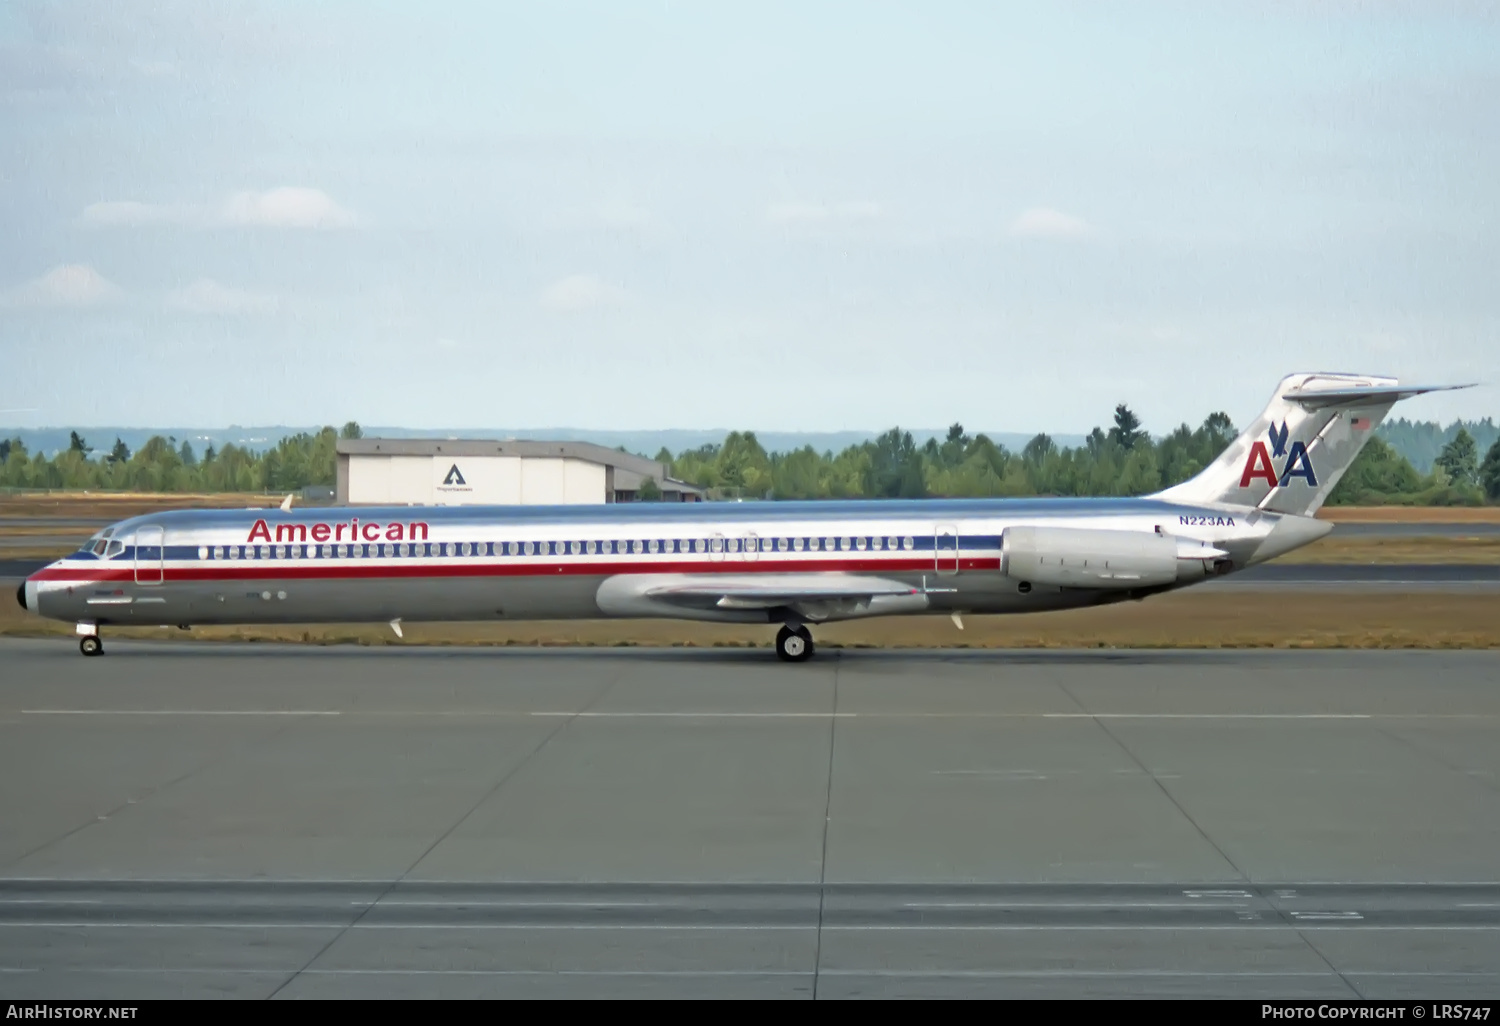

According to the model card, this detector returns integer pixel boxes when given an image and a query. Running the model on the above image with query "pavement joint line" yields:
[265,666,628,1000]
[23,710,1497,719]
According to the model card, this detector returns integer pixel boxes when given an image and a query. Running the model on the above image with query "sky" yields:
[1,0,1497,436]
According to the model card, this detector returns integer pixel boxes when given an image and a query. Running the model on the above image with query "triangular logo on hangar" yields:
[443,464,466,486]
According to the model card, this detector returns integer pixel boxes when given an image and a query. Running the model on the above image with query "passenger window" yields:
[903,537,914,549]
[855,537,866,550]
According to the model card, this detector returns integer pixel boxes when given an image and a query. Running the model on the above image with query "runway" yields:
[2,642,1500,998]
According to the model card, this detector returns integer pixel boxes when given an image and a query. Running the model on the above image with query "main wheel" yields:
[79,635,103,657]
[775,625,814,662]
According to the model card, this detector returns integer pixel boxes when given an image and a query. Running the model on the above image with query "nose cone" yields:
[17,575,41,615]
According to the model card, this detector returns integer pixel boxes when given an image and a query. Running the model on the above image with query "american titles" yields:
[247,519,430,544]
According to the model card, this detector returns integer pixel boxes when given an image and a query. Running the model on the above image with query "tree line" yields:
[3,408,1499,504]
[0,423,362,494]
[657,407,1500,505]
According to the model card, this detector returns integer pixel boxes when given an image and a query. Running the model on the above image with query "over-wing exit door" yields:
[934,524,958,575]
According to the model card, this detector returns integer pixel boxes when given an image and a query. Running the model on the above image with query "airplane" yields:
[15,372,1472,662]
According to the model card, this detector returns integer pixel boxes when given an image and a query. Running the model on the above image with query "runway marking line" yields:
[19,710,342,716]
[359,901,661,908]
[902,901,1248,909]
[2,922,1498,931]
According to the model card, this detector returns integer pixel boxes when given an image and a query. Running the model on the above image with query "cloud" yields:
[166,278,278,315]
[77,188,357,229]
[76,200,190,227]
[4,265,123,307]
[220,187,357,228]
[540,274,631,311]
[1009,207,1094,239]
[766,200,884,223]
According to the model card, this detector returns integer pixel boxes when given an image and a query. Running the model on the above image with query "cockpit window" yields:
[90,540,108,556]
[105,540,125,558]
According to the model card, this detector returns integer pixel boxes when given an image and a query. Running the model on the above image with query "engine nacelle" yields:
[1001,526,1180,589]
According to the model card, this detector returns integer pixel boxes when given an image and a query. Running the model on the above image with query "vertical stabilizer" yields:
[1153,373,1471,517]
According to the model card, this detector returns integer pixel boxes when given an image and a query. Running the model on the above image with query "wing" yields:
[649,574,919,610]
[596,573,930,621]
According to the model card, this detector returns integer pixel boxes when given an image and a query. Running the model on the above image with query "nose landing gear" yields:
[775,623,814,663]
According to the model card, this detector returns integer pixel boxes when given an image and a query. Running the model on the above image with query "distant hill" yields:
[1376,418,1500,474]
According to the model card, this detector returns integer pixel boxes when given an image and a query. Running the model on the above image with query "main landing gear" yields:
[775,624,814,663]
[77,624,103,657]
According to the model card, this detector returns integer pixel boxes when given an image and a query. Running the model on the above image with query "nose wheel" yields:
[79,635,104,657]
[775,624,814,662]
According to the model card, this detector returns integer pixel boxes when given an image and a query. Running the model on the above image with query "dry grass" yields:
[1317,506,1500,523]
[4,591,1498,649]
[1281,535,1500,564]
[0,493,284,519]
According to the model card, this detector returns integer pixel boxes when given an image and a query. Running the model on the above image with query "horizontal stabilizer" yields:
[1281,383,1475,409]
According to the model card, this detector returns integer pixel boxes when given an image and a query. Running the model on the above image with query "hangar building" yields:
[334,439,704,506]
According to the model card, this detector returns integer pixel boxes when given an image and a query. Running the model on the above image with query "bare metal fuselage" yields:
[21,496,1318,631]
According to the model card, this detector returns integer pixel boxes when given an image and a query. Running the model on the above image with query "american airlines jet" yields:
[16,373,1468,662]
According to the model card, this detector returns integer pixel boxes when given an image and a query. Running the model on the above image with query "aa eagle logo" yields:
[1239,421,1316,488]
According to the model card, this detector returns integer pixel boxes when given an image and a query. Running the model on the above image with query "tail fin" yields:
[1153,372,1473,517]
